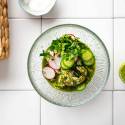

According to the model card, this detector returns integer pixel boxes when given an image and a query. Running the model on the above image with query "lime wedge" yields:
[119,63,125,83]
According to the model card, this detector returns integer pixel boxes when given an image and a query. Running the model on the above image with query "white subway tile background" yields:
[0,0,125,125]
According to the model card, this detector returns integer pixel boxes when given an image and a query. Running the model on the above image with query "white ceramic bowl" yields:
[28,24,110,107]
[19,0,56,16]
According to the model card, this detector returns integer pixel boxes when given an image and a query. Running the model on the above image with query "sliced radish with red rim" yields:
[42,67,55,79]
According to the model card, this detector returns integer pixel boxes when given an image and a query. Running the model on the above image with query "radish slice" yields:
[49,57,61,70]
[43,67,55,79]
[55,57,61,69]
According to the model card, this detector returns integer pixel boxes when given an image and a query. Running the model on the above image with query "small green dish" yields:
[119,63,125,83]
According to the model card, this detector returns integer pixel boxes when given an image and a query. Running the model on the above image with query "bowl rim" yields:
[27,24,110,107]
[18,0,57,16]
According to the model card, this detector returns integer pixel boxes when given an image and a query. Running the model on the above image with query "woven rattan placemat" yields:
[0,0,9,59]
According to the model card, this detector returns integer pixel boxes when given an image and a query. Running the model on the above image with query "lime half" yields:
[119,63,125,83]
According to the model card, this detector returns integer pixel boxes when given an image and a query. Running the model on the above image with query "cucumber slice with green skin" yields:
[61,56,75,69]
[81,49,93,61]
[76,83,86,91]
[84,58,95,66]
[61,61,69,70]
[63,59,74,68]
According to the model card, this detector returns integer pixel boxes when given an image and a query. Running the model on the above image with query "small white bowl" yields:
[19,0,56,16]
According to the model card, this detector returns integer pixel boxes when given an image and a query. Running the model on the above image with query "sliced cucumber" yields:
[63,59,74,68]
[84,58,95,66]
[81,49,93,61]
[61,61,69,70]
[76,83,86,91]
[61,56,75,69]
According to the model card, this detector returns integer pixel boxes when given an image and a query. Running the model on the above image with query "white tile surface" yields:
[8,0,40,18]
[0,0,117,124]
[43,0,112,18]
[0,91,40,125]
[114,91,125,125]
[42,19,113,90]
[114,0,125,17]
[42,91,112,125]
[114,19,125,90]
[0,19,41,90]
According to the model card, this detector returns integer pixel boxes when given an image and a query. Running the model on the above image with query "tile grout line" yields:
[8,17,125,21]
[8,17,125,20]
[0,89,34,91]
[114,17,125,19]
[40,17,114,19]
[112,91,114,125]
[8,17,42,19]
[112,0,114,124]
[9,17,125,20]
